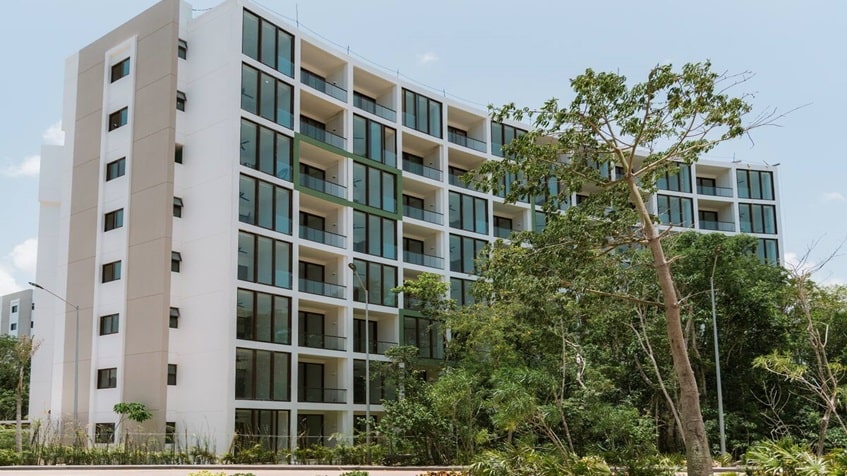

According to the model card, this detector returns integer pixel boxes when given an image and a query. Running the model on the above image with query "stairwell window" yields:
[176,91,186,111]
[168,364,178,385]
[173,197,183,218]
[169,307,180,329]
[104,209,124,231]
[106,157,126,181]
[102,261,122,283]
[97,368,117,389]
[108,107,128,131]
[110,58,130,83]
[171,251,182,272]
[99,314,119,335]
[178,39,187,59]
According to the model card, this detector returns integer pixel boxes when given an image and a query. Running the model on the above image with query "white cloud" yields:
[0,237,38,295]
[417,52,439,65]
[822,192,845,202]
[42,121,65,146]
[0,266,22,295]
[1,155,40,177]
[10,238,37,277]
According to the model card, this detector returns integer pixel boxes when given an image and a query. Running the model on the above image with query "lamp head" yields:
[347,263,357,271]
[28,282,43,290]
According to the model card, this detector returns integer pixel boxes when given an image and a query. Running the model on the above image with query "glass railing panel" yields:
[300,121,346,149]
[447,131,487,153]
[299,387,346,404]
[300,332,346,351]
[299,278,346,299]
[301,69,347,102]
[403,250,444,269]
[448,173,473,190]
[353,93,396,121]
[494,226,513,239]
[299,225,346,248]
[402,159,442,181]
[696,184,734,197]
[699,220,736,232]
[402,205,443,225]
[298,174,346,199]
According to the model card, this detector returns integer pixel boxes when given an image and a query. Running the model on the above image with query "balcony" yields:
[299,387,346,404]
[299,174,346,199]
[301,68,347,102]
[300,225,346,249]
[448,170,475,190]
[403,250,444,269]
[353,92,396,121]
[494,226,513,239]
[299,278,346,299]
[403,205,443,225]
[697,184,733,197]
[699,220,735,232]
[300,121,346,150]
[354,339,399,355]
[300,333,346,352]
[403,157,442,181]
[448,129,486,153]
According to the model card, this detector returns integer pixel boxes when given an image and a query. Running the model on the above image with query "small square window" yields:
[10,305,18,313]
[167,364,177,385]
[178,39,187,59]
[165,422,176,444]
[176,91,186,111]
[106,157,126,181]
[175,144,183,164]
[99,314,119,335]
[108,107,128,131]
[169,307,180,329]
[104,209,124,232]
[102,261,122,283]
[95,423,115,444]
[110,58,130,83]
[10,323,17,331]
[171,251,182,272]
[97,368,117,389]
[173,197,183,218]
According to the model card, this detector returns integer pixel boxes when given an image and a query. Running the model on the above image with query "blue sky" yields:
[1,0,845,293]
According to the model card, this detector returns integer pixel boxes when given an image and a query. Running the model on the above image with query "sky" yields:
[1,0,845,294]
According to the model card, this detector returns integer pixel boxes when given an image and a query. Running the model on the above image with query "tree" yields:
[113,402,152,445]
[0,335,39,452]
[480,61,774,475]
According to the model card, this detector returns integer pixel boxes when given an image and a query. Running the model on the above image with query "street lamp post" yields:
[28,282,80,431]
[347,263,371,464]
[708,257,727,455]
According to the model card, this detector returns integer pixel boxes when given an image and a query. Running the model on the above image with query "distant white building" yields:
[1,289,34,338]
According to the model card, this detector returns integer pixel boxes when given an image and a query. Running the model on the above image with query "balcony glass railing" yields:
[403,250,444,269]
[300,69,347,102]
[699,220,736,232]
[299,174,346,199]
[402,205,443,225]
[697,184,734,197]
[353,93,396,121]
[494,226,513,239]
[299,225,346,248]
[300,332,346,351]
[299,387,346,404]
[448,130,487,153]
[402,159,442,181]
[299,278,346,299]
[354,340,399,355]
[300,121,346,149]
[448,173,475,190]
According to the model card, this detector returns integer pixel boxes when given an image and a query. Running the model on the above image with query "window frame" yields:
[353,114,397,166]
[167,364,178,386]
[106,157,126,181]
[110,58,130,83]
[242,9,295,77]
[237,231,292,289]
[108,107,128,131]
[176,90,186,111]
[353,210,397,259]
[448,191,489,234]
[239,173,292,234]
[169,307,180,329]
[102,261,122,283]
[402,89,442,138]
[99,314,119,336]
[173,197,183,218]
[178,39,187,59]
[236,288,291,344]
[235,347,291,401]
[171,251,182,272]
[351,258,398,307]
[352,162,397,213]
[104,209,124,232]
[97,368,117,389]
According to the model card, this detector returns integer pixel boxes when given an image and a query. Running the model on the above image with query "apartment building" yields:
[29,0,782,452]
[1,289,34,338]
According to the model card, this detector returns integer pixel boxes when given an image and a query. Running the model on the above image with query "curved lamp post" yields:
[347,262,371,464]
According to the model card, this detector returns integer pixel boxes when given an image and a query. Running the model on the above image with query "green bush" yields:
[340,471,369,476]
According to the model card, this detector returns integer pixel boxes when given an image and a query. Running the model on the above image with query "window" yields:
[167,364,177,385]
[176,90,186,111]
[106,158,126,181]
[169,307,180,329]
[242,10,294,77]
[110,58,130,83]
[10,304,18,314]
[234,408,290,452]
[403,316,444,359]
[737,169,774,200]
[450,278,475,306]
[353,114,397,166]
[239,174,292,234]
[491,122,526,157]
[175,144,183,164]
[354,359,393,404]
[240,119,293,180]
[739,203,777,234]
[450,234,488,274]
[402,89,442,138]
[353,318,378,353]
[178,39,187,59]
[241,63,293,129]
[97,368,117,389]
[353,163,397,213]
[165,422,176,444]
[104,209,123,231]
[496,171,526,201]
[99,314,119,335]
[102,261,121,283]
[656,195,694,228]
[235,347,290,401]
[238,231,292,289]
[236,288,291,344]
[494,216,513,238]
[353,211,396,259]
[171,251,182,272]
[657,163,692,193]
[448,191,489,234]
[95,423,115,444]
[352,259,397,307]
[756,238,780,265]
[108,107,128,131]
[173,197,183,217]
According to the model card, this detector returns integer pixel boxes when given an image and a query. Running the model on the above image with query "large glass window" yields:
[234,408,290,451]
[235,347,290,401]
[353,115,397,166]
[739,203,777,234]
[490,122,526,157]
[448,191,488,234]
[656,195,694,228]
[737,169,774,200]
[657,164,692,193]
[353,211,396,259]
[402,89,442,138]
[237,288,291,344]
[352,259,397,307]
[241,64,293,129]
[449,234,488,274]
[756,238,779,265]
[242,10,294,77]
[238,231,292,288]
[239,174,292,234]
[450,278,475,306]
[403,316,445,359]
[353,163,397,213]
[240,119,292,181]
[354,359,394,404]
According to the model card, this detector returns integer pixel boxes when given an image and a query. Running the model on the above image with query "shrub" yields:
[340,471,370,476]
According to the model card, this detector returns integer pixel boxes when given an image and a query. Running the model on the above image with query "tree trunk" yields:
[628,178,713,475]
[817,405,831,456]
